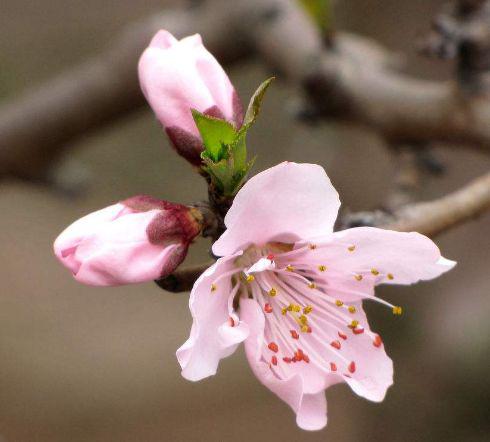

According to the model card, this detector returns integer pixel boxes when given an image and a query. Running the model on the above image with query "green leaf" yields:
[298,0,332,32]
[192,109,237,162]
[242,77,275,128]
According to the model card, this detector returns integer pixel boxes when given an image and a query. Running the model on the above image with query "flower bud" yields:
[138,30,243,165]
[53,195,203,286]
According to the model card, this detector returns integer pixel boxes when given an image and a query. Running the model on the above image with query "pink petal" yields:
[240,299,328,431]
[177,253,249,381]
[296,227,455,291]
[213,162,340,256]
[138,31,238,135]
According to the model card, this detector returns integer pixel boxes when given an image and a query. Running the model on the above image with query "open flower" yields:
[54,196,203,286]
[177,162,455,430]
[138,30,244,165]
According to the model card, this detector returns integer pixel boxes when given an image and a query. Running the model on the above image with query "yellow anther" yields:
[246,274,255,283]
[318,265,327,272]
[301,325,309,333]
[286,264,295,272]
[348,306,357,314]
[287,304,293,312]
[348,320,359,329]
[268,287,277,297]
[371,268,380,276]
[308,282,316,289]
[299,315,308,325]
[309,244,317,250]
[281,307,288,316]
[335,300,344,307]
[392,306,403,316]
[292,304,301,313]
[348,245,356,252]
[354,274,363,281]
[387,273,394,280]
[303,305,313,314]
[211,284,217,292]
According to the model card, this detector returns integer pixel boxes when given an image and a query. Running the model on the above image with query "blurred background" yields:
[0,0,489,441]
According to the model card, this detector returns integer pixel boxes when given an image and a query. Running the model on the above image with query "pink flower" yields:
[54,196,202,286]
[138,30,244,165]
[177,162,455,430]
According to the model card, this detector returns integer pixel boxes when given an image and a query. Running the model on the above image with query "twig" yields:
[155,261,214,292]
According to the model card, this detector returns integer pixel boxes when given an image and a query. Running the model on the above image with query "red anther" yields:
[353,327,365,335]
[264,303,273,313]
[373,334,383,348]
[290,330,300,340]
[302,354,310,363]
[268,342,279,353]
[271,356,278,366]
[330,362,337,372]
[306,326,312,334]
[283,357,292,363]
[292,356,298,363]
[348,361,356,373]
[338,331,347,340]
[330,340,341,350]
[294,349,304,361]
[228,317,235,327]
[267,254,275,261]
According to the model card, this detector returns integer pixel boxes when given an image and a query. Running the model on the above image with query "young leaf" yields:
[298,0,332,32]
[242,77,275,128]
[191,109,237,162]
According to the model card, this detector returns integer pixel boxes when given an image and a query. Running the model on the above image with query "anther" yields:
[348,245,356,252]
[264,303,273,314]
[268,342,279,353]
[211,284,217,292]
[228,317,235,327]
[318,265,327,272]
[387,273,394,280]
[281,308,287,315]
[246,274,255,283]
[330,362,337,372]
[299,315,308,325]
[286,265,294,272]
[267,253,275,261]
[335,300,344,307]
[308,282,316,289]
[292,304,301,313]
[330,340,341,350]
[373,335,383,348]
[348,306,356,314]
[271,356,278,366]
[338,331,347,340]
[302,354,310,363]
[353,327,365,335]
[268,287,277,297]
[283,357,292,363]
[309,244,317,250]
[290,330,299,340]
[348,320,359,329]
[303,305,313,314]
[354,274,363,281]
[392,306,403,315]
[371,268,379,276]
[348,361,356,374]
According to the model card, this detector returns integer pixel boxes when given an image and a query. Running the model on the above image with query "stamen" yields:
[283,357,292,363]
[371,268,380,276]
[271,356,278,366]
[268,287,277,296]
[318,265,327,272]
[348,245,356,252]
[330,340,341,350]
[348,320,359,329]
[330,362,337,372]
[308,282,316,289]
[267,253,275,261]
[303,305,313,314]
[335,300,344,307]
[373,335,383,348]
[210,284,217,292]
[387,273,394,280]
[354,274,363,281]
[338,331,347,340]
[348,361,356,373]
[353,327,365,335]
[286,265,295,272]
[290,330,299,340]
[246,274,255,283]
[309,244,317,250]
[268,342,279,353]
[348,306,356,314]
[264,303,273,314]
[392,306,403,315]
[228,317,235,327]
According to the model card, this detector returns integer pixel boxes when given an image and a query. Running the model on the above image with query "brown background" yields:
[0,1,489,441]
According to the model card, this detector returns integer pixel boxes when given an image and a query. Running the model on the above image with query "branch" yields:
[342,172,490,237]
[155,261,214,292]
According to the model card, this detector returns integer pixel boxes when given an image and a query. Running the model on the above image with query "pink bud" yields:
[138,30,243,165]
[53,195,202,286]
